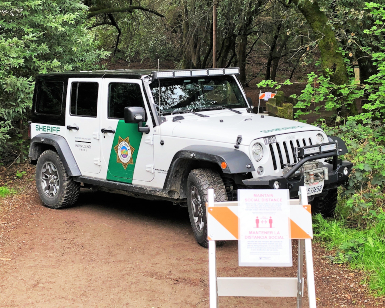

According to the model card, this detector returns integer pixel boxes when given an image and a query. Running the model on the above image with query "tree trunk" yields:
[201,25,213,68]
[291,0,348,85]
[265,23,282,80]
[291,0,358,116]
[237,33,247,85]
[271,33,289,81]
[181,3,191,69]
[218,35,235,68]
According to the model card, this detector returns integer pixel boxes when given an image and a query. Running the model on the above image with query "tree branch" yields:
[107,13,121,55]
[246,35,261,58]
[87,6,164,18]
[87,21,113,29]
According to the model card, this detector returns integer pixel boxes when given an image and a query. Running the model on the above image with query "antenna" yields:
[158,78,161,116]
[157,60,164,145]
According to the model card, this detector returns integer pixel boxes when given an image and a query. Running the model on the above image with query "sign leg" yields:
[305,238,317,308]
[209,240,218,308]
[297,239,304,308]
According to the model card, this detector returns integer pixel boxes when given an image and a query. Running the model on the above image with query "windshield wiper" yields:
[167,108,209,117]
[195,106,242,114]
[192,111,209,117]
[169,108,191,115]
[223,107,242,114]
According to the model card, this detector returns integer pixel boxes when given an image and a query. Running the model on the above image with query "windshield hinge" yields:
[234,135,242,149]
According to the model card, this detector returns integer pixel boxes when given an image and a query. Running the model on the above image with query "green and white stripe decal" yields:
[106,120,143,183]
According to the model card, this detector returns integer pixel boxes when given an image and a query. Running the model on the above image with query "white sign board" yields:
[238,189,292,267]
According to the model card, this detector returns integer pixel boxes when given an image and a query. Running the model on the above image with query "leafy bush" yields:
[357,2,385,123]
[289,2,385,124]
[291,69,363,121]
[0,0,109,163]
[323,121,385,226]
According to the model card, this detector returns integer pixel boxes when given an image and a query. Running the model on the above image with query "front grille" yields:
[269,137,313,170]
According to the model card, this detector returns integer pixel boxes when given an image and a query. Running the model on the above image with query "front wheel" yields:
[311,188,337,218]
[187,169,227,248]
[35,150,80,209]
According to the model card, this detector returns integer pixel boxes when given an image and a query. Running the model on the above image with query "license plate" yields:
[305,181,324,196]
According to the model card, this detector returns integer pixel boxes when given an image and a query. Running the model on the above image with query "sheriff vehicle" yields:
[29,68,352,247]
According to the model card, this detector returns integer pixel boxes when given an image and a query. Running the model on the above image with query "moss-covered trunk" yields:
[291,0,348,85]
[291,0,358,116]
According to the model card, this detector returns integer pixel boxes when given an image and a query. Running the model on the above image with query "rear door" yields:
[65,79,102,176]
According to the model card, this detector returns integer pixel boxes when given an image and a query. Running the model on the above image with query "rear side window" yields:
[70,82,98,117]
[108,83,144,119]
[35,81,64,115]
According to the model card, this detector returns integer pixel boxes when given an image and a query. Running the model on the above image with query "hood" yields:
[158,109,321,145]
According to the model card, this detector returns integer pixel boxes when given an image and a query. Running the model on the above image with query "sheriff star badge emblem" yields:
[114,136,135,169]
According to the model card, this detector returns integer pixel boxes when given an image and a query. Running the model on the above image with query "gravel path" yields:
[0,165,384,307]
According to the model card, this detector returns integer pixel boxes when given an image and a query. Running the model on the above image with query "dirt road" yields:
[0,180,383,307]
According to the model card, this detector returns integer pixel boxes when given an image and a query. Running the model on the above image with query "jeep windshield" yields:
[150,75,248,115]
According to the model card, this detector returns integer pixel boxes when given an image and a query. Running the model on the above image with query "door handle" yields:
[67,125,79,131]
[101,128,115,134]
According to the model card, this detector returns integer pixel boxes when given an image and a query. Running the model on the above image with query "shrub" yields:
[323,120,385,226]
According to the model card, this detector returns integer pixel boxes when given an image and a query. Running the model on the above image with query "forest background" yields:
[1,0,385,296]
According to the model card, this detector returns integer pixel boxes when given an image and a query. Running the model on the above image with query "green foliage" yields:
[281,2,385,124]
[0,0,109,163]
[323,121,385,226]
[95,0,175,64]
[15,170,26,179]
[0,186,15,198]
[290,69,363,120]
[314,119,385,295]
[313,214,385,295]
[262,5,385,290]
[318,0,380,65]
[256,79,293,90]
[356,2,385,123]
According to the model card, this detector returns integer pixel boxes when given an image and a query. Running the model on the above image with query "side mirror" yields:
[124,106,150,134]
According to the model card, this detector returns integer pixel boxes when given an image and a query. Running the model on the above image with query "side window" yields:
[35,81,64,115]
[70,82,98,117]
[108,83,145,119]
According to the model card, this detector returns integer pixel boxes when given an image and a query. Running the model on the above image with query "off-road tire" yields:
[35,150,80,209]
[187,169,227,248]
[311,188,337,218]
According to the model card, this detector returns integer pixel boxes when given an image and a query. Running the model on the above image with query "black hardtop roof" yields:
[36,69,155,80]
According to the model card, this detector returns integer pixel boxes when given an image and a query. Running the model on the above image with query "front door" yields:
[99,79,154,184]
[65,79,101,176]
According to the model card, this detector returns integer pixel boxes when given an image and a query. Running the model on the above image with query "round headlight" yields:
[316,133,324,144]
[252,142,264,162]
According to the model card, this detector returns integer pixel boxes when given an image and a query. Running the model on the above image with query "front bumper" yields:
[242,159,353,198]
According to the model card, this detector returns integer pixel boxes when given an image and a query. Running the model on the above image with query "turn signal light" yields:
[221,162,227,169]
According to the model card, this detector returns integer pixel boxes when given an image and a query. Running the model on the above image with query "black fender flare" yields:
[29,134,81,177]
[328,136,348,155]
[171,145,255,174]
[163,145,255,196]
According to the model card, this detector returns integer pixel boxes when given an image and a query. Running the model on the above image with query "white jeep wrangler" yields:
[29,68,352,247]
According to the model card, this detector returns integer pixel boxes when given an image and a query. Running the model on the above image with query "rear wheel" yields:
[35,150,80,209]
[187,169,227,248]
[311,188,337,217]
